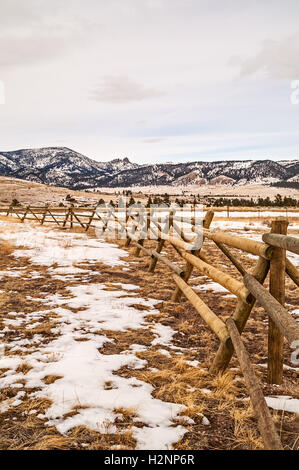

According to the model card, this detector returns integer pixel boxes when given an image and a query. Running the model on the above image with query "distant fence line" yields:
[0,203,298,231]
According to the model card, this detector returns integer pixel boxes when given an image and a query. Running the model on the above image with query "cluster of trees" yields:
[271,181,299,190]
[207,194,298,207]
[96,192,298,208]
[11,198,21,207]
[105,196,138,207]
[146,194,170,206]
[65,194,77,204]
[145,194,199,207]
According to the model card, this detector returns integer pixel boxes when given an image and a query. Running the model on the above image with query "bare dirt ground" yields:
[0,213,298,450]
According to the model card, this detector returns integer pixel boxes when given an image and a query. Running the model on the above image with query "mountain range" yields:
[0,147,298,189]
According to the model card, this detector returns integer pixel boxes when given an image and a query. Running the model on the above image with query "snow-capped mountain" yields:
[0,147,136,188]
[0,147,298,189]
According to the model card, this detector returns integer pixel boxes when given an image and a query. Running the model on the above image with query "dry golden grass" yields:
[24,321,58,337]
[28,434,74,451]
[17,398,52,415]
[114,407,139,421]
[211,371,238,400]
[16,363,33,375]
[232,424,263,450]
[230,403,255,424]
[178,320,196,334]
[43,375,63,385]
[0,240,15,255]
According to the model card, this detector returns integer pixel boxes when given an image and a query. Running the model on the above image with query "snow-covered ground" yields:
[0,220,127,268]
[213,211,299,218]
[0,217,298,449]
[0,219,192,449]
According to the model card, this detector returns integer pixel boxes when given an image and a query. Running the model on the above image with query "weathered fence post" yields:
[125,211,134,247]
[6,204,12,216]
[172,210,214,302]
[267,217,288,385]
[148,238,165,273]
[41,205,48,225]
[70,206,74,228]
[148,210,173,271]
[63,208,71,228]
[21,205,30,222]
[85,206,97,231]
[134,213,150,257]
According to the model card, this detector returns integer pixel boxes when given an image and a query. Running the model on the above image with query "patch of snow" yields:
[194,281,230,294]
[185,360,200,367]
[201,416,210,426]
[151,324,177,346]
[0,219,128,268]
[200,388,212,395]
[265,396,299,414]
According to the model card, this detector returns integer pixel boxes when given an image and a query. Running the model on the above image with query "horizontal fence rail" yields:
[263,233,299,255]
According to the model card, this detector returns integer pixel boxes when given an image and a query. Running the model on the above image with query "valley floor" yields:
[0,175,298,208]
[0,216,298,450]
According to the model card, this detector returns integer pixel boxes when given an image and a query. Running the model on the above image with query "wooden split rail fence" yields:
[1,204,299,450]
[113,207,299,450]
[0,205,109,231]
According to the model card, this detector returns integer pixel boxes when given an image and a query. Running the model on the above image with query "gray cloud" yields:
[91,76,163,103]
[232,33,299,79]
[142,137,164,143]
[0,1,101,67]
[0,36,70,67]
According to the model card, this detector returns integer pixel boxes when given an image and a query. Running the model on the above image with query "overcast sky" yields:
[1,0,299,163]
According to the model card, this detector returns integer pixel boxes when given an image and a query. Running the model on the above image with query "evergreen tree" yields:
[146,196,153,208]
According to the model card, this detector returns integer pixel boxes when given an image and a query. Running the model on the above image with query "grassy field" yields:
[0,175,298,208]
